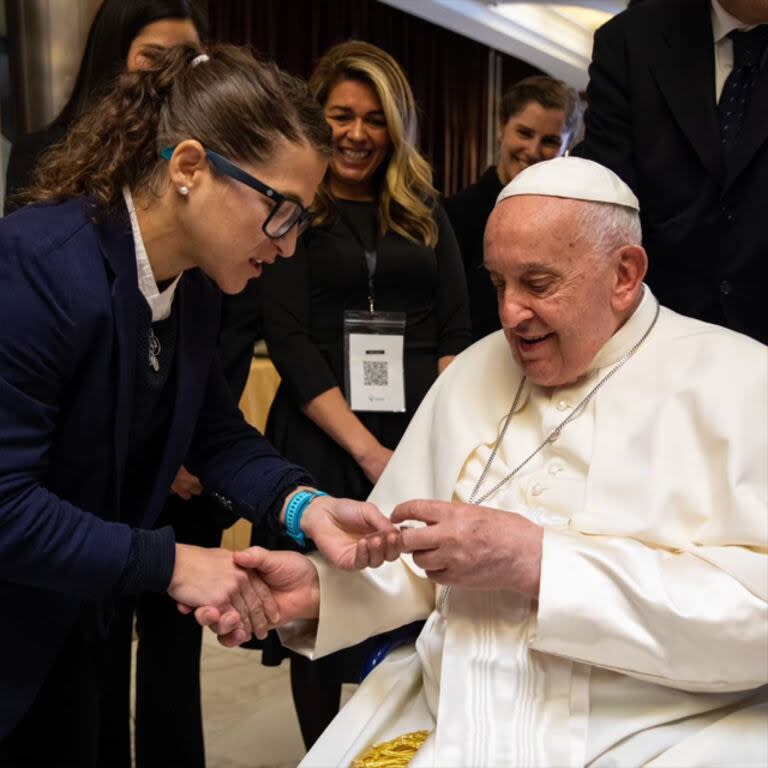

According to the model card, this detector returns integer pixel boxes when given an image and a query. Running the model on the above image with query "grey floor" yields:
[199,633,305,768]
[131,631,357,768]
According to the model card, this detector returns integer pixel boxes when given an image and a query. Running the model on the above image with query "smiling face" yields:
[323,78,391,201]
[126,18,200,71]
[177,140,327,294]
[484,195,643,387]
[497,101,568,186]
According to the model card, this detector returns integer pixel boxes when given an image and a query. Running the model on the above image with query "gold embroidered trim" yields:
[351,730,430,768]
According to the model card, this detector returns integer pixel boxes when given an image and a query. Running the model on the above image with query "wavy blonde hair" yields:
[309,40,438,247]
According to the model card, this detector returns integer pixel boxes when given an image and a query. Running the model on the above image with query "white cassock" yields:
[280,288,768,767]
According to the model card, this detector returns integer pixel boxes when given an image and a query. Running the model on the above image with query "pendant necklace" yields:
[148,327,161,372]
[436,301,660,617]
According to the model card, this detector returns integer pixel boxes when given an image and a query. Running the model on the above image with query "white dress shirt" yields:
[711,0,758,101]
[123,187,181,322]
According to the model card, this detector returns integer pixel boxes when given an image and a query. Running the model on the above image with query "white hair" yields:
[576,200,642,256]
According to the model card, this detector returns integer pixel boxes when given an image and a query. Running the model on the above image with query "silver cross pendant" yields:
[148,328,161,372]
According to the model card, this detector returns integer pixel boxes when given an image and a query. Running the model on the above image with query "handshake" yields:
[166,492,544,647]
[166,492,403,647]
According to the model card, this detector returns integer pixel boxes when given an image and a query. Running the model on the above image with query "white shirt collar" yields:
[588,284,658,373]
[122,187,181,322]
[711,0,755,44]
[508,286,657,410]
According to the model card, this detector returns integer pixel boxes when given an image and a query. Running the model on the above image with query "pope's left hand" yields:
[392,500,542,598]
[300,495,402,571]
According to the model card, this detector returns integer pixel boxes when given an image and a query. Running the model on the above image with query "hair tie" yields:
[191,53,210,68]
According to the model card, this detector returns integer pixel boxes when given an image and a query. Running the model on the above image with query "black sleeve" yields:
[0,221,133,598]
[571,19,638,191]
[261,236,339,405]
[185,355,313,527]
[433,204,472,358]
[113,526,176,595]
[217,280,262,401]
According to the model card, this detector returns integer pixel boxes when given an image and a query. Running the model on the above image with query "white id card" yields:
[344,311,406,412]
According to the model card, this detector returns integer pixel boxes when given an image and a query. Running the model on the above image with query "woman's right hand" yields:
[195,548,320,647]
[357,442,394,484]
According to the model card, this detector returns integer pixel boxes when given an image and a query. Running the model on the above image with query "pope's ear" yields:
[612,244,647,312]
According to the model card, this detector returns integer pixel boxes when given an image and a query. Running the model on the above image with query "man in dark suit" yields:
[574,0,768,344]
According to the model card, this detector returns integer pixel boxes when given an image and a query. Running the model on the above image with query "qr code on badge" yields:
[363,360,389,386]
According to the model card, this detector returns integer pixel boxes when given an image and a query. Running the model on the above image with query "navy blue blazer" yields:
[0,198,308,735]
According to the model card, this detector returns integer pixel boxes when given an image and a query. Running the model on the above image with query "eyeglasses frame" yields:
[160,145,313,238]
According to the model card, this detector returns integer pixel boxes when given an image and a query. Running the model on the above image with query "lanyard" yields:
[336,203,379,313]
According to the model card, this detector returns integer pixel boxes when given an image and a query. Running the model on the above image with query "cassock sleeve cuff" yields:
[279,554,435,660]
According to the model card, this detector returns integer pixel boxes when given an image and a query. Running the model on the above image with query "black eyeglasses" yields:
[160,146,313,238]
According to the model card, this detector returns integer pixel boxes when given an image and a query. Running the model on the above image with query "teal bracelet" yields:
[285,489,328,548]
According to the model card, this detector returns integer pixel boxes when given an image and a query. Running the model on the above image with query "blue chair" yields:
[358,620,426,682]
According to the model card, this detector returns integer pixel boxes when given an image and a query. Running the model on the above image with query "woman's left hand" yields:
[301,495,402,570]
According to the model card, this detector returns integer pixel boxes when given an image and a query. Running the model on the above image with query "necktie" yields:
[718,25,768,153]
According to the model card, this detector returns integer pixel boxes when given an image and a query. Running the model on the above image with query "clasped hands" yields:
[177,498,543,648]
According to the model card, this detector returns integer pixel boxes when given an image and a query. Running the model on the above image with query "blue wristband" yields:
[285,490,328,548]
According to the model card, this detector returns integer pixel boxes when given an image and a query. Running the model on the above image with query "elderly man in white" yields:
[206,157,767,767]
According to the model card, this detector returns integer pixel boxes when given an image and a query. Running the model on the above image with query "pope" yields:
[205,157,768,768]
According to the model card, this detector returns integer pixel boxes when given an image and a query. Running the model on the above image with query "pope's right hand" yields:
[195,548,320,648]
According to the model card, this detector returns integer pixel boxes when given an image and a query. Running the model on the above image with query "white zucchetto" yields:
[496,156,640,211]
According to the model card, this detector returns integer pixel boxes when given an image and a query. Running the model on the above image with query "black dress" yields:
[444,165,504,342]
[262,199,471,499]
[258,198,470,749]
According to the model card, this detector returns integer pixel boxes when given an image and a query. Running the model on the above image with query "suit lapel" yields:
[650,5,724,183]
[97,211,139,515]
[724,66,768,189]
[138,274,213,528]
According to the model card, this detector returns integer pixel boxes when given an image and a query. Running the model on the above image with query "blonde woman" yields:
[258,40,470,746]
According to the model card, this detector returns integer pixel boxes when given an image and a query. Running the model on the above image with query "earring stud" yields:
[178,185,189,196]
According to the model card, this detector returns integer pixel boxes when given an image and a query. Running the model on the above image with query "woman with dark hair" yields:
[8,5,199,766]
[0,43,398,768]
[4,0,205,212]
[4,5,250,766]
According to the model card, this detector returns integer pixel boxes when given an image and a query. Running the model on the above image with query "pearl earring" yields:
[178,185,189,196]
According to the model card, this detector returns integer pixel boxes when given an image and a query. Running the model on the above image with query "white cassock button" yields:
[549,463,564,475]
[531,483,545,496]
[557,400,570,411]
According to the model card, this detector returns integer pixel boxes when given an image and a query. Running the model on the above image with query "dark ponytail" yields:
[23,44,331,212]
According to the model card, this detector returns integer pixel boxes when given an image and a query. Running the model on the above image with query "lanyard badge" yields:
[336,204,406,412]
[344,309,406,412]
